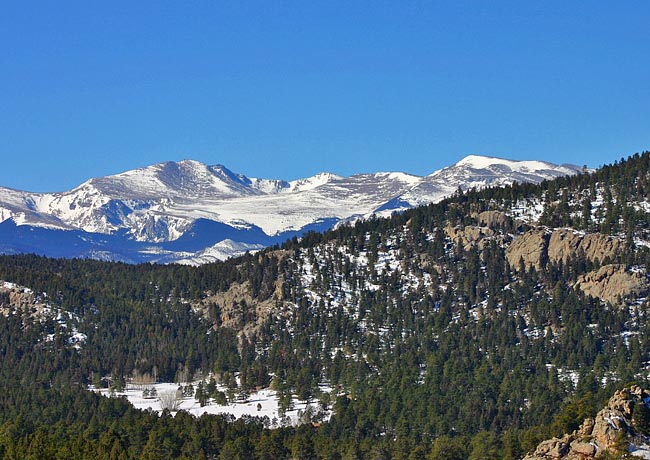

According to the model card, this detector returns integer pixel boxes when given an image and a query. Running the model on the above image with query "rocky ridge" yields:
[505,229,624,271]
[441,219,648,306]
[523,386,650,459]
[503,228,650,305]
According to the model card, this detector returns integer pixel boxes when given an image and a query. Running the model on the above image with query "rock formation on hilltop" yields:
[504,229,648,306]
[505,229,623,272]
[523,385,650,459]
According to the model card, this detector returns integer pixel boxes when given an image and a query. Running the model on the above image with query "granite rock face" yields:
[547,230,622,266]
[574,264,648,305]
[504,229,646,304]
[191,280,276,346]
[476,210,512,229]
[505,229,549,270]
[506,229,622,272]
[522,386,650,459]
[0,281,49,319]
[444,223,498,251]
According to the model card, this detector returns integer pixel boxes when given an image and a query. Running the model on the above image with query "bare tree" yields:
[159,391,181,411]
[131,370,154,390]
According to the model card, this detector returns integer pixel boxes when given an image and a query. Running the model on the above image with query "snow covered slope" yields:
[0,155,583,263]
[376,155,583,213]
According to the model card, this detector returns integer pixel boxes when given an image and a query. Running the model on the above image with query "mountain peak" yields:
[438,155,582,178]
[288,172,342,192]
[455,154,512,168]
[0,155,583,263]
[453,154,558,170]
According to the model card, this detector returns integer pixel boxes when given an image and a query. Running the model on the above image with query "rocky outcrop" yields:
[444,211,518,252]
[525,438,598,459]
[0,281,50,318]
[574,265,648,305]
[506,229,622,271]
[505,230,549,270]
[523,386,650,459]
[443,211,518,252]
[547,230,622,265]
[476,210,512,229]
[191,250,290,344]
[192,280,280,346]
[444,224,498,251]
[506,229,646,305]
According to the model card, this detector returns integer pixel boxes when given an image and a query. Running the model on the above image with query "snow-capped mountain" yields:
[0,156,583,264]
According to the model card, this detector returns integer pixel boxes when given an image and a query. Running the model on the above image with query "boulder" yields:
[569,440,596,456]
[525,437,570,459]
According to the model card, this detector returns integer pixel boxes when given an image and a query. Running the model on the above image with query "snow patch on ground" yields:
[174,240,265,265]
[97,382,333,427]
[632,444,650,458]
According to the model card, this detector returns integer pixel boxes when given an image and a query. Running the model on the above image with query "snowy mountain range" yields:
[0,155,583,264]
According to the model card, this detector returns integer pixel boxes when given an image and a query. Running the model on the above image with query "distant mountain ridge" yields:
[0,155,582,264]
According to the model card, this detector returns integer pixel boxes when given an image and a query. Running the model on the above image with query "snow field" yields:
[97,381,333,427]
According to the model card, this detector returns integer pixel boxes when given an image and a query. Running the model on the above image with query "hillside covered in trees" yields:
[1,152,650,459]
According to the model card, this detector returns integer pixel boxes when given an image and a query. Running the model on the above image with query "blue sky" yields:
[1,1,649,192]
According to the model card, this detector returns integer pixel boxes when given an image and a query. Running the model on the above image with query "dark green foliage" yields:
[632,401,650,436]
[426,434,468,460]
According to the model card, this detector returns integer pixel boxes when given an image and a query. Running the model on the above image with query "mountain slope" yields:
[0,155,582,264]
[0,151,649,459]
[374,155,583,213]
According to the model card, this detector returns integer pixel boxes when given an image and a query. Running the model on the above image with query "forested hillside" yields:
[1,152,650,459]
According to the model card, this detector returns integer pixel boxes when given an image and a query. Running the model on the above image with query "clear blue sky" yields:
[1,1,649,192]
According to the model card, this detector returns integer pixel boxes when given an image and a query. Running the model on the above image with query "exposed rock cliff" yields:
[548,230,623,266]
[506,229,623,272]
[191,279,284,347]
[444,223,500,251]
[441,222,646,305]
[503,229,646,305]
[475,210,514,229]
[443,211,516,252]
[0,281,49,318]
[506,229,549,270]
[523,385,650,459]
[574,265,648,305]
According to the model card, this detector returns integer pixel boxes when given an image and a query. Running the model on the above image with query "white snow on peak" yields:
[247,177,291,194]
[0,156,583,263]
[456,154,520,169]
[372,172,422,185]
[288,172,342,192]
[446,155,551,172]
[103,160,257,198]
[447,155,581,176]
